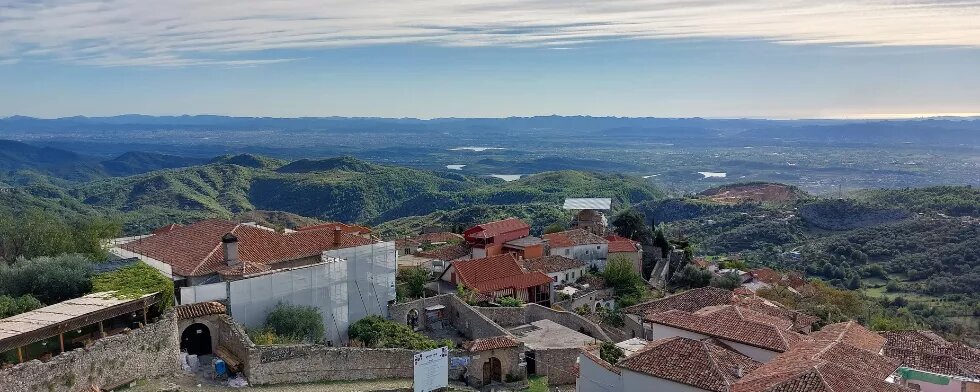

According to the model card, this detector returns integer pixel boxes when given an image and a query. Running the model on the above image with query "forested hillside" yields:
[3,155,665,235]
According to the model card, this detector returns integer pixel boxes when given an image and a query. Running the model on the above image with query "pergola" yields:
[0,291,159,363]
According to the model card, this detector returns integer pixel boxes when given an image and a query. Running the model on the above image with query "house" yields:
[296,222,373,238]
[502,236,546,260]
[416,244,472,273]
[439,253,552,305]
[542,229,608,269]
[564,198,612,235]
[605,235,643,275]
[113,219,374,286]
[617,337,762,392]
[522,255,587,286]
[464,218,531,258]
[112,219,397,345]
[645,305,805,362]
[882,330,980,392]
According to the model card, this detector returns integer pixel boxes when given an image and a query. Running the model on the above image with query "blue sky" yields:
[2,0,979,119]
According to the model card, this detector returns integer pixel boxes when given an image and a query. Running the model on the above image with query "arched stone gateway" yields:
[482,357,502,385]
[180,323,213,355]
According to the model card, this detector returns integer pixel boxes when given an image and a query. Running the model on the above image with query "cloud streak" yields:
[1,0,979,66]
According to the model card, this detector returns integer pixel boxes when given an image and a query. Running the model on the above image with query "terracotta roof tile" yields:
[623,287,734,318]
[152,223,181,235]
[466,218,529,239]
[543,229,608,248]
[882,330,980,377]
[619,337,761,392]
[605,235,641,253]
[649,306,805,352]
[523,255,586,274]
[217,260,271,277]
[442,253,552,294]
[174,301,226,320]
[734,338,908,392]
[296,222,372,234]
[464,336,520,352]
[120,219,374,277]
[810,321,886,353]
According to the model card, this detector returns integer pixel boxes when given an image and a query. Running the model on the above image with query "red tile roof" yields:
[217,260,272,278]
[443,253,552,294]
[749,268,806,289]
[464,336,520,352]
[173,301,226,320]
[810,321,886,353]
[523,255,586,274]
[606,236,641,253]
[882,330,980,377]
[543,229,608,248]
[618,337,761,392]
[648,305,805,353]
[466,218,529,239]
[152,223,181,235]
[734,339,907,392]
[120,219,374,277]
[623,287,734,318]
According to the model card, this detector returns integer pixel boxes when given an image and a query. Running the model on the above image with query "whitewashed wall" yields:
[577,354,623,392]
[179,282,227,304]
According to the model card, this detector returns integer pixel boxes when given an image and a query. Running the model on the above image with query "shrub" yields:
[671,264,712,289]
[264,303,325,343]
[398,267,429,299]
[349,315,451,350]
[0,254,94,304]
[710,271,742,290]
[0,294,43,318]
[0,208,120,262]
[497,296,523,307]
[248,328,300,345]
[91,262,174,311]
[599,341,624,364]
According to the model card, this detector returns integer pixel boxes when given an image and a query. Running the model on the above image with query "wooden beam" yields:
[142,304,148,325]
[59,333,64,353]
[16,346,23,363]
[99,321,105,337]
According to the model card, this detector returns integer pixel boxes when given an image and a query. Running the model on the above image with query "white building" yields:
[542,229,608,269]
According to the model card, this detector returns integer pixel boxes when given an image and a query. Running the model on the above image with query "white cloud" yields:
[0,0,978,66]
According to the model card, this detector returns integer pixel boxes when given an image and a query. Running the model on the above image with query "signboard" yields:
[413,346,449,392]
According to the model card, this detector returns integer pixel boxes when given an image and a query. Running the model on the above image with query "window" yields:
[596,245,601,250]
[564,249,569,255]
[564,273,569,282]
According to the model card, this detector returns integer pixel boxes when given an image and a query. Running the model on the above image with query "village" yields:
[0,198,978,392]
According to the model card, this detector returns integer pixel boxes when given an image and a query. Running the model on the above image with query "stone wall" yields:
[525,304,611,341]
[389,294,509,339]
[472,306,526,328]
[534,348,581,385]
[246,345,415,385]
[214,315,253,373]
[0,312,180,392]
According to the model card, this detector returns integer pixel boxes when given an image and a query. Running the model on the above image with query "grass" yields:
[528,376,549,392]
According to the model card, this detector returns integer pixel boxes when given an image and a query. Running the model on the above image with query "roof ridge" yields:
[701,340,732,389]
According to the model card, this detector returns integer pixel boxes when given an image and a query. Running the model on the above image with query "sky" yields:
[1,0,980,119]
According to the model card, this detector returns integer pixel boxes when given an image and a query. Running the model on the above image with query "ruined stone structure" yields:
[0,312,180,392]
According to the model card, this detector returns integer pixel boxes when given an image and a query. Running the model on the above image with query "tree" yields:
[0,295,42,318]
[653,225,670,258]
[845,275,862,290]
[603,256,646,307]
[671,264,712,289]
[0,254,94,304]
[599,341,624,364]
[543,223,565,234]
[0,208,120,262]
[398,267,429,299]
[264,303,325,343]
[710,271,741,290]
[612,209,652,244]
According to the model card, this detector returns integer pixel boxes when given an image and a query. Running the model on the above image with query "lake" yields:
[698,172,727,178]
[490,174,522,181]
[449,147,505,152]
[446,164,466,170]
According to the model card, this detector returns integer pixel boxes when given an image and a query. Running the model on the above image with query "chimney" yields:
[736,365,744,378]
[222,233,240,266]
[333,227,343,247]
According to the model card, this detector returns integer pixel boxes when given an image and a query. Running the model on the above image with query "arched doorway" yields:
[482,357,502,385]
[180,323,212,355]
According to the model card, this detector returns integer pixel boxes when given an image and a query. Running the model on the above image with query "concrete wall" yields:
[534,348,580,385]
[622,369,705,392]
[578,353,622,392]
[247,345,415,385]
[0,312,180,392]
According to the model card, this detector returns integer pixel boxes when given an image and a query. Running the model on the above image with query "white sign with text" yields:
[413,346,449,392]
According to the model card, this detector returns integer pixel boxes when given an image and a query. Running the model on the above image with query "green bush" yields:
[91,262,174,311]
[349,315,451,350]
[0,208,120,262]
[398,267,429,299]
[264,303,325,343]
[0,254,95,304]
[497,296,523,307]
[0,294,43,318]
[709,271,741,290]
[599,341,624,364]
[602,256,646,307]
[671,264,712,289]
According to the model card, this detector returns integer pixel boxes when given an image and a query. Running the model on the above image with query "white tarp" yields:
[414,347,449,392]
[179,282,227,304]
